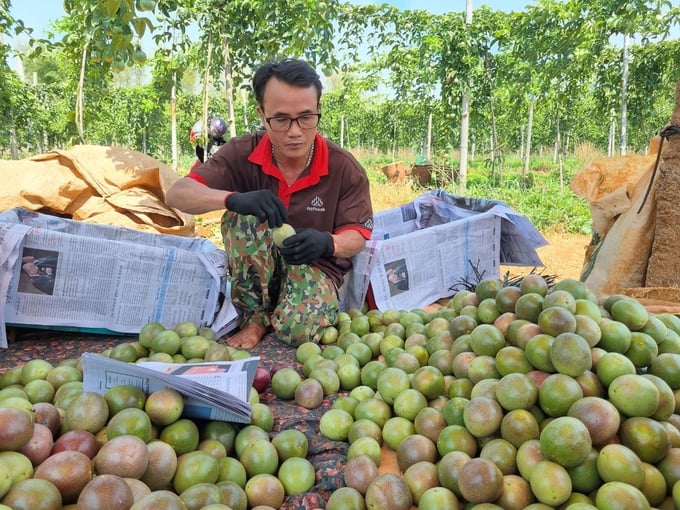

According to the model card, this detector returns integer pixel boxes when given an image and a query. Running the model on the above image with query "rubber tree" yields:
[180,0,370,146]
[51,0,197,167]
[572,0,677,155]
[357,8,462,187]
[359,5,515,192]
[0,2,51,157]
[506,0,597,187]
[320,71,382,152]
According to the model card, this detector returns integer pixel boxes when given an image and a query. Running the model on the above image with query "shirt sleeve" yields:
[335,153,373,240]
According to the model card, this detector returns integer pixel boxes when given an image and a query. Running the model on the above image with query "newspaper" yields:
[411,190,548,265]
[365,212,502,310]
[370,201,419,240]
[341,190,548,311]
[0,221,34,346]
[82,352,258,423]
[0,208,240,348]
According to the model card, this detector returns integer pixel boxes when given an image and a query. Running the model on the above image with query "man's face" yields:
[23,262,39,276]
[258,77,319,161]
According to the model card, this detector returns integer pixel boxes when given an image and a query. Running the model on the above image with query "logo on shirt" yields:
[364,217,374,230]
[307,195,326,213]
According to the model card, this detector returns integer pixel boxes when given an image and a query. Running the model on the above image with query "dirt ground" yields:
[502,230,590,282]
[193,211,591,284]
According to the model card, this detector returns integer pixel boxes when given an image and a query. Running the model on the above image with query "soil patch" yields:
[502,230,589,283]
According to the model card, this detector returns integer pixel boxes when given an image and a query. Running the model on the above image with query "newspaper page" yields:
[343,190,548,311]
[368,212,501,310]
[371,202,418,240]
[82,353,258,423]
[0,223,32,347]
[338,202,418,310]
[338,240,381,312]
[413,190,548,265]
[0,208,240,348]
[489,206,547,266]
[0,208,213,252]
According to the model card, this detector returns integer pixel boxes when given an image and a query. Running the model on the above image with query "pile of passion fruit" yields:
[2,275,680,510]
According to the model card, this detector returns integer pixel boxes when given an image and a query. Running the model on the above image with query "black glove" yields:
[280,228,334,265]
[225,190,287,228]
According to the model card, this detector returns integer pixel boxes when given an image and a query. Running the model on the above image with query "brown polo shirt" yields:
[187,131,373,286]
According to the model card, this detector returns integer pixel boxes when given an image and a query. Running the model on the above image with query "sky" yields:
[8,1,534,41]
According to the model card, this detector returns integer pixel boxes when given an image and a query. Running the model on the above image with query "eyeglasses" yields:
[265,113,321,132]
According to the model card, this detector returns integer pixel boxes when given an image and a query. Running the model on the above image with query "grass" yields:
[363,149,596,235]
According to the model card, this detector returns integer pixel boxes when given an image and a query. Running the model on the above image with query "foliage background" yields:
[1,0,677,234]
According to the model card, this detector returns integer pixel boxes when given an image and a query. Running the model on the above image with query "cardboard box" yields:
[0,208,239,348]
[341,190,547,312]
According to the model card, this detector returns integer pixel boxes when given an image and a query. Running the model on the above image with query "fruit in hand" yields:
[272,223,296,248]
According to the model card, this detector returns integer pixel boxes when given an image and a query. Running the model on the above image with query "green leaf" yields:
[105,0,121,17]
[133,17,148,37]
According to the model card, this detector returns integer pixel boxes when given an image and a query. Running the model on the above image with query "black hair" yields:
[252,58,322,107]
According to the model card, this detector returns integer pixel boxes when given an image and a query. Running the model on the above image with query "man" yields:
[166,58,373,349]
[190,117,228,167]
[386,262,409,292]
[22,255,58,295]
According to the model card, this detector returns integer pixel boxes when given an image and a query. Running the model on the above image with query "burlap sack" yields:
[571,149,657,297]
[0,145,194,236]
[572,81,680,307]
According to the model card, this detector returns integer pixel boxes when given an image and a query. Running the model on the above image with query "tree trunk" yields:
[202,37,213,144]
[391,123,397,162]
[619,32,630,156]
[555,109,564,191]
[489,93,501,183]
[426,112,432,160]
[75,41,88,143]
[9,109,18,159]
[241,89,249,130]
[553,108,561,164]
[171,71,178,172]
[608,107,616,156]
[223,39,237,139]
[522,95,536,177]
[340,114,345,148]
[489,133,494,170]
[458,0,473,195]
[170,28,179,172]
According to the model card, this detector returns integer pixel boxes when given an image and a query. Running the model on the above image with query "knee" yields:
[272,316,327,347]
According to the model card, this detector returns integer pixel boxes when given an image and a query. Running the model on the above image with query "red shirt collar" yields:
[248,132,329,193]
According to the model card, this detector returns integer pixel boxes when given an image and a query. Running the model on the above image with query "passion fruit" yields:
[458,457,504,503]
[364,472,413,510]
[272,223,296,248]
[0,407,34,451]
[33,450,93,503]
[76,474,134,510]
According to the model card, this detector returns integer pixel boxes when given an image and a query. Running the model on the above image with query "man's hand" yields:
[225,190,287,228]
[280,228,334,265]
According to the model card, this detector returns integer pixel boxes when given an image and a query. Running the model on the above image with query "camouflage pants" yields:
[221,211,338,346]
